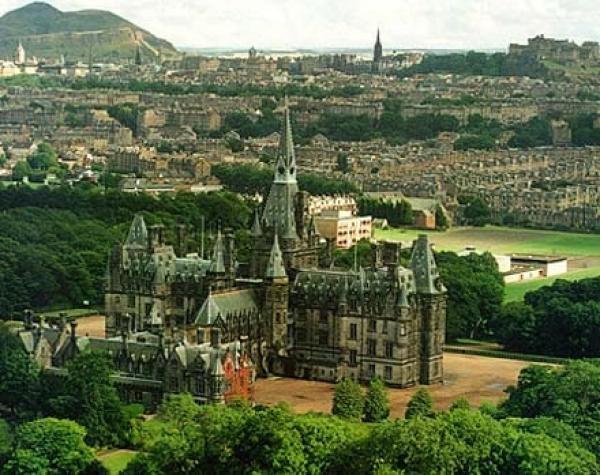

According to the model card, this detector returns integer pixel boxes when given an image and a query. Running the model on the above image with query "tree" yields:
[449,398,471,412]
[493,277,600,357]
[363,377,390,422]
[336,153,350,173]
[405,388,434,419]
[502,361,600,457]
[332,378,364,421]
[11,161,31,181]
[0,419,13,466]
[47,352,129,447]
[2,418,95,475]
[0,324,39,418]
[490,301,537,352]
[27,143,58,171]
[461,196,491,226]
[107,104,139,134]
[436,252,504,340]
[338,408,598,474]
[434,204,449,230]
[158,393,201,430]
[508,117,552,148]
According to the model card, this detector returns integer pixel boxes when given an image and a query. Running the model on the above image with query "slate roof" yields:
[195,289,259,326]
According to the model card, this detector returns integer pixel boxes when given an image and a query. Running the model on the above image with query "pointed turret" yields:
[125,214,148,249]
[410,235,445,294]
[210,230,226,274]
[265,233,287,279]
[195,289,221,326]
[251,208,263,237]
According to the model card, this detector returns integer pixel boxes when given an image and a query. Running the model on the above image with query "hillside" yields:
[0,2,178,62]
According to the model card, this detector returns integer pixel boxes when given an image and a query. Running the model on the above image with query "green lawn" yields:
[375,226,600,257]
[99,450,137,475]
[504,266,600,302]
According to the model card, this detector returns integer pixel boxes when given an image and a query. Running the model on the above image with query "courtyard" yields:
[253,353,532,418]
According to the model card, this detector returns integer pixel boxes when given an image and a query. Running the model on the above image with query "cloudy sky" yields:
[1,0,598,50]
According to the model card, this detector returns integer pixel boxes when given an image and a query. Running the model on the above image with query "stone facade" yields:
[104,102,447,388]
[15,313,254,408]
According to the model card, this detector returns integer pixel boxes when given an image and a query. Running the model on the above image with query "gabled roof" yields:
[195,289,259,326]
[125,214,148,248]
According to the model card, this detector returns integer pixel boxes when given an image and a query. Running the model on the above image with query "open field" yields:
[254,353,535,418]
[98,450,136,475]
[374,226,600,257]
[376,226,600,301]
[505,266,600,302]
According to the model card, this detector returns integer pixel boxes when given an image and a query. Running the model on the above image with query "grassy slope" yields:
[504,266,600,302]
[0,2,176,59]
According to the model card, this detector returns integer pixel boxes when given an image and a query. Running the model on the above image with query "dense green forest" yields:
[0,185,251,317]
[492,276,600,358]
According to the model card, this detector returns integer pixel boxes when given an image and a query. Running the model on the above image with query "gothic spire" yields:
[410,235,445,294]
[265,233,287,279]
[261,96,299,240]
[251,208,263,237]
[274,95,297,184]
[210,229,226,274]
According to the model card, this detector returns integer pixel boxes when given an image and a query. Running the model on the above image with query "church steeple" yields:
[274,95,297,184]
[374,28,383,62]
[261,96,299,241]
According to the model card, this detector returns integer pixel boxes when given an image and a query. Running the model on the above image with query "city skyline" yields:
[1,0,599,51]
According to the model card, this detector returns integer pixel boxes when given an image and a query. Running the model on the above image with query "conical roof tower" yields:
[262,97,299,240]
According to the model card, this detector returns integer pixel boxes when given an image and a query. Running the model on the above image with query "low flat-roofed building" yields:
[510,254,568,277]
[315,209,372,249]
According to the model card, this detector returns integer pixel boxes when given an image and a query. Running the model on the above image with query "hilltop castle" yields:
[104,100,447,389]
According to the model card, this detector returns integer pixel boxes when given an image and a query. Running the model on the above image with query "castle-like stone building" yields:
[105,101,446,388]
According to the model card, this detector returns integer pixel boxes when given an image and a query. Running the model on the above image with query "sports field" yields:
[375,226,600,302]
[504,266,600,302]
[374,226,600,257]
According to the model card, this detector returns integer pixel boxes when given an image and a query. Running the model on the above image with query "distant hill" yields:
[0,2,178,62]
